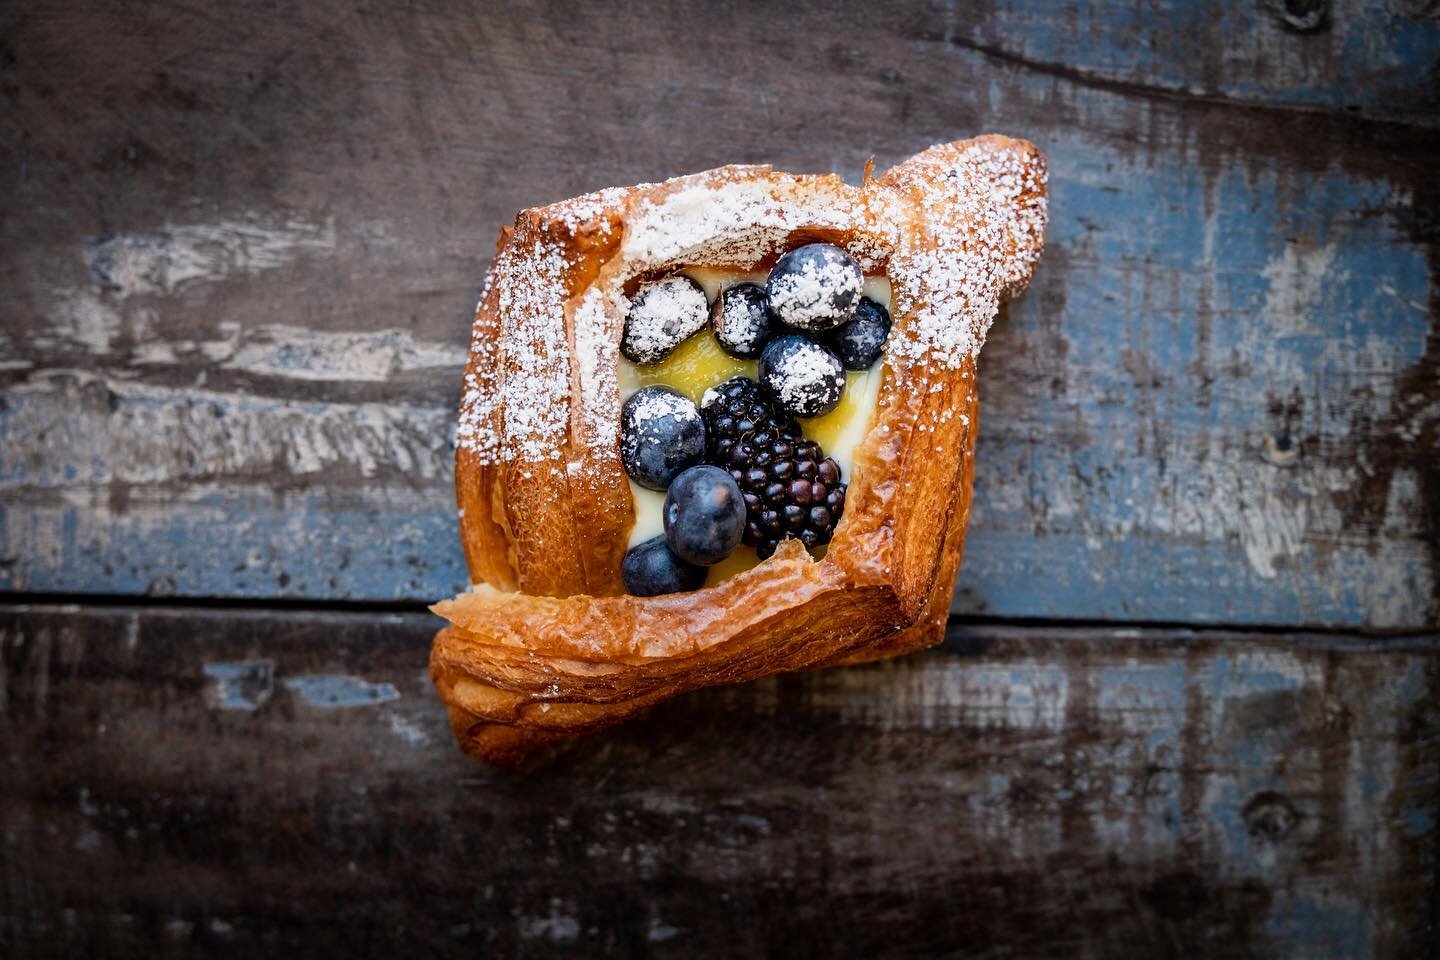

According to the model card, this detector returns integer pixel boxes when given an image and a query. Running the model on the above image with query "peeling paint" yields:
[961,1,1440,123]
[0,484,461,600]
[799,658,1070,731]
[125,320,465,382]
[386,711,431,746]
[218,325,465,382]
[647,919,680,942]
[1257,240,1341,344]
[283,674,400,707]
[38,287,463,384]
[0,371,453,484]
[203,660,275,711]
[84,216,335,297]
[45,288,124,355]
[516,899,581,944]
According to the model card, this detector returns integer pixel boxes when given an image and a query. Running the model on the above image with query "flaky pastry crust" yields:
[431,136,1047,763]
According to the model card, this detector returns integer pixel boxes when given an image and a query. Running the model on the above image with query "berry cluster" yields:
[617,243,890,596]
[702,377,845,559]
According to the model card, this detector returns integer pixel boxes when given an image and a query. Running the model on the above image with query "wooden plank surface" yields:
[1,604,1436,957]
[1,0,1437,627]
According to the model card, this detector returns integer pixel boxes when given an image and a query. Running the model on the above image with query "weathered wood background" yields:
[1,0,1437,956]
[3,606,1438,957]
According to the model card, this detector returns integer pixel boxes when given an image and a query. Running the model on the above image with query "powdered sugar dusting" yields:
[454,252,507,460]
[573,285,624,454]
[622,176,893,273]
[499,240,571,468]
[883,140,1047,369]
[627,387,696,426]
[711,286,769,356]
[456,235,572,468]
[714,298,758,354]
[772,341,846,414]
[551,185,634,236]
[621,276,708,364]
[455,136,1047,477]
[765,245,864,330]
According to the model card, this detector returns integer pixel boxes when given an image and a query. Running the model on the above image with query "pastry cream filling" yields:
[618,268,890,585]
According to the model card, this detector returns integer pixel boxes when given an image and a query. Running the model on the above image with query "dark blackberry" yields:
[699,376,847,560]
[700,375,801,465]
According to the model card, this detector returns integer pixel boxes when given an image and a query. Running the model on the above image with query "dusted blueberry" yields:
[663,465,745,565]
[765,243,864,331]
[823,297,891,370]
[759,334,846,417]
[622,275,710,364]
[622,535,706,596]
[620,386,706,490]
[710,282,780,358]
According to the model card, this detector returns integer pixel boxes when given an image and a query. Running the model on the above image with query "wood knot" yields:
[1243,790,1300,842]
[1262,430,1300,466]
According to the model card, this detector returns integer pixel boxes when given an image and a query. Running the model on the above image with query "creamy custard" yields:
[618,268,890,584]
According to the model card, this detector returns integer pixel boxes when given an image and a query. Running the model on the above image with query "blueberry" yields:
[622,275,709,364]
[620,386,705,490]
[663,465,745,565]
[710,282,780,358]
[758,334,846,417]
[765,243,864,331]
[622,535,706,596]
[823,297,891,370]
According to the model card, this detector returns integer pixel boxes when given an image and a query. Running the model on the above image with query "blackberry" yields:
[701,375,801,462]
[700,376,847,560]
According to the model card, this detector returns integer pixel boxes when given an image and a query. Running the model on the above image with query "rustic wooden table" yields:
[2,1,1437,956]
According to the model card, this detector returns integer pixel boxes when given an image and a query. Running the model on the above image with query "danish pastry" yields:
[430,136,1047,763]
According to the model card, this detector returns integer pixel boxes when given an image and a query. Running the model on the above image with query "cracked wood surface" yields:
[2,606,1436,957]
[1,0,1437,626]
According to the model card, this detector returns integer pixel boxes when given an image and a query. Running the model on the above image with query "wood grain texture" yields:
[0,0,1437,626]
[1,604,1436,958]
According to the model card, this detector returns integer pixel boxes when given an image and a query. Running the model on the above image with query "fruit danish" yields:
[430,135,1047,764]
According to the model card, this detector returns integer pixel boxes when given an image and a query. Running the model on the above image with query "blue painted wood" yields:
[1,0,1436,627]
[959,154,1436,626]
[942,0,1440,124]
